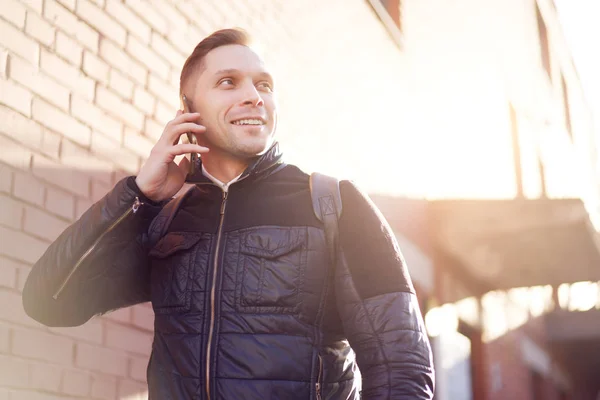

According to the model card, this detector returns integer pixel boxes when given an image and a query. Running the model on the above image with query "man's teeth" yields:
[233,119,264,125]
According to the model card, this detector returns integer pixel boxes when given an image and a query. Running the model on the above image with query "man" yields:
[22,29,434,399]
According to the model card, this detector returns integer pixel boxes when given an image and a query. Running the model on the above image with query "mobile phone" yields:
[181,95,199,176]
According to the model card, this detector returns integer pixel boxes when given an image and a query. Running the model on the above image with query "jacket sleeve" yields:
[22,176,164,327]
[335,180,435,399]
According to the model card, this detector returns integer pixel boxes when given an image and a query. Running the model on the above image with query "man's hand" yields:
[135,110,209,202]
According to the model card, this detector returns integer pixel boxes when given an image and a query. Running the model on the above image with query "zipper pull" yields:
[132,197,143,214]
[220,191,228,215]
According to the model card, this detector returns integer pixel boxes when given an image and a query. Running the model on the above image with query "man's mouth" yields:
[231,118,266,126]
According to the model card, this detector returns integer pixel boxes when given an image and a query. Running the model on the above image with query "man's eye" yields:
[257,82,273,92]
[218,78,234,86]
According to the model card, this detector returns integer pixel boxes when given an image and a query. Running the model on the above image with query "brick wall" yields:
[0,0,404,398]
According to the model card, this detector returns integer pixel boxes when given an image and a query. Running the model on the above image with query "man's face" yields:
[185,44,277,159]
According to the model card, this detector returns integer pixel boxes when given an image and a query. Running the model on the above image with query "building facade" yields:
[0,0,598,398]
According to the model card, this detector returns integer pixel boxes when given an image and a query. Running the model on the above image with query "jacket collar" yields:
[186,142,284,185]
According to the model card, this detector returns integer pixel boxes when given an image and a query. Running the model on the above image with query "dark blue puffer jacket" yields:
[22,144,434,399]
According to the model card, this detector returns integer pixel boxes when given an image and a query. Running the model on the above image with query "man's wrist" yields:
[128,176,161,205]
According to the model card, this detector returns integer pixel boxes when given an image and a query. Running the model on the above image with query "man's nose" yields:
[240,82,264,107]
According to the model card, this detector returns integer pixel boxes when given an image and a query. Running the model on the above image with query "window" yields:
[560,74,573,140]
[536,4,552,80]
[379,0,402,31]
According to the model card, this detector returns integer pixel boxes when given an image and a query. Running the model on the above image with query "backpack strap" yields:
[309,172,342,265]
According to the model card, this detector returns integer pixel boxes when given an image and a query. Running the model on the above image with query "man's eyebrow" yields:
[213,69,273,81]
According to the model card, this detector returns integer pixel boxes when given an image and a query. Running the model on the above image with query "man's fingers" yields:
[171,112,201,126]
[167,123,206,144]
[168,143,210,158]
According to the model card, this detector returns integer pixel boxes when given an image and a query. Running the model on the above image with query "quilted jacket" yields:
[22,143,434,399]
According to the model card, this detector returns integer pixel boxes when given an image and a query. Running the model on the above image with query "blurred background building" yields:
[0,0,599,399]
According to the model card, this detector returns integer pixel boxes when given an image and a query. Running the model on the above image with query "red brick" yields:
[25,10,56,47]
[10,391,70,400]
[144,118,164,142]
[0,255,17,289]
[1,0,27,28]
[44,0,99,52]
[99,39,147,86]
[16,266,31,292]
[41,129,61,159]
[21,0,43,13]
[0,286,46,326]
[126,35,170,80]
[45,186,75,220]
[40,50,95,101]
[9,57,69,111]
[0,137,31,171]
[12,327,74,364]
[0,166,12,194]
[154,100,176,127]
[96,86,145,131]
[118,379,148,399]
[105,323,152,356]
[55,31,83,66]
[0,165,12,193]
[30,362,62,392]
[102,306,131,324]
[131,303,154,331]
[167,26,202,56]
[0,77,33,117]
[150,31,187,69]
[56,0,75,10]
[83,51,109,83]
[0,49,7,79]
[124,0,168,35]
[147,74,179,108]
[150,0,187,27]
[49,317,103,344]
[90,374,117,400]
[0,323,9,353]
[63,369,92,397]
[23,206,70,242]
[91,180,111,203]
[0,194,24,230]
[129,355,148,382]
[106,0,151,43]
[124,128,154,158]
[0,18,39,64]
[31,98,91,147]
[13,172,45,206]
[133,87,156,115]
[76,343,128,376]
[0,103,41,148]
[108,68,135,100]
[0,354,29,388]
[71,96,123,142]
[76,0,127,46]
[32,154,91,198]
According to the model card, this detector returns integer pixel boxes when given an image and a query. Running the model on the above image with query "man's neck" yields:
[200,150,249,184]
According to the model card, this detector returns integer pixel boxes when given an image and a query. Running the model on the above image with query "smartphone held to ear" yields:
[181,95,199,176]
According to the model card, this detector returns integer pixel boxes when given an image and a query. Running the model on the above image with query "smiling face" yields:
[183,44,277,160]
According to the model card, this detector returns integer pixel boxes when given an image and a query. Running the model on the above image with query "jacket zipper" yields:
[52,197,143,300]
[316,354,323,400]
[205,190,228,400]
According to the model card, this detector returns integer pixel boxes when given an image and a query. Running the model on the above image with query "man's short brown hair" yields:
[179,28,251,96]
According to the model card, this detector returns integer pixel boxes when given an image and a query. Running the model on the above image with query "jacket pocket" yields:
[149,231,206,314]
[236,227,307,314]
